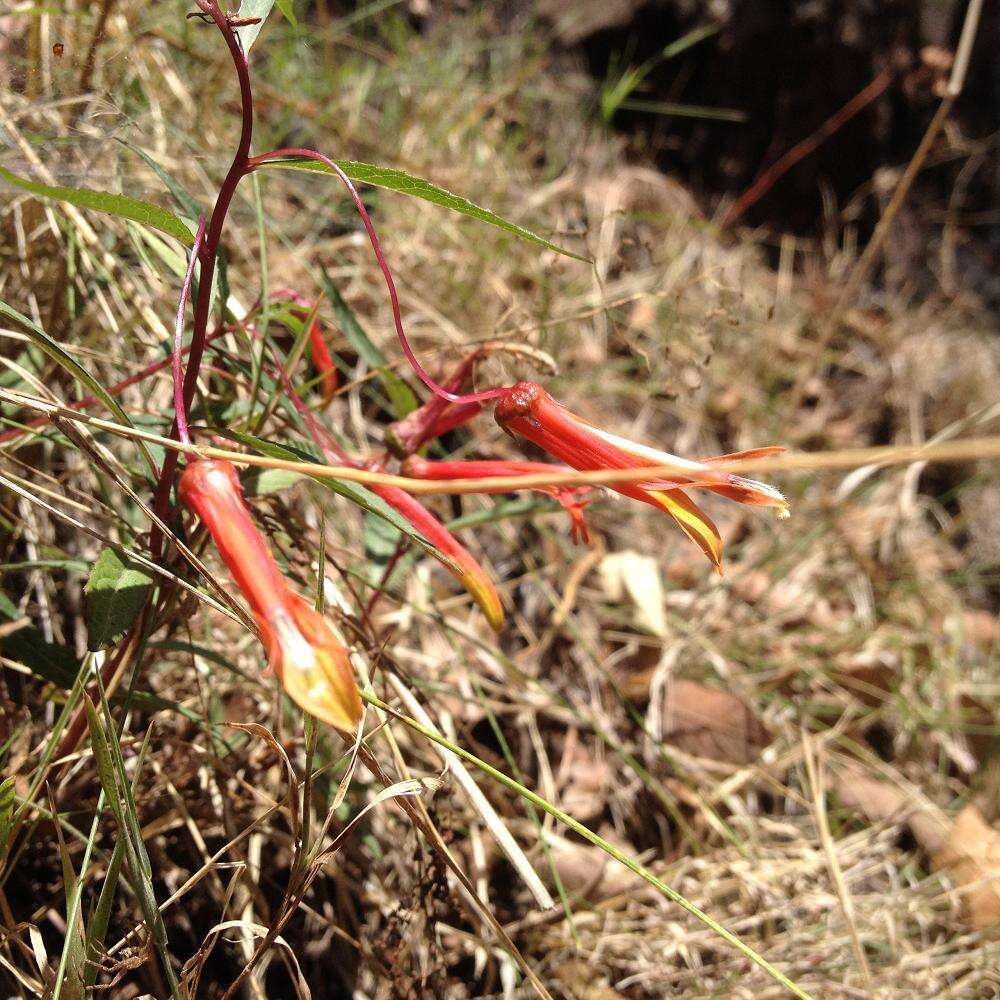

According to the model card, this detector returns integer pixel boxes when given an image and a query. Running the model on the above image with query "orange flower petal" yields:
[495,381,786,569]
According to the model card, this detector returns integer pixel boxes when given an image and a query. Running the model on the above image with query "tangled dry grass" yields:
[1,3,997,998]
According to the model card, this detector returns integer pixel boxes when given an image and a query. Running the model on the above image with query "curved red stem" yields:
[247,147,509,407]
[151,0,255,558]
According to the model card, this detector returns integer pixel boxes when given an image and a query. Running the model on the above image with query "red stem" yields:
[173,216,208,446]
[151,0,255,557]
[247,147,508,407]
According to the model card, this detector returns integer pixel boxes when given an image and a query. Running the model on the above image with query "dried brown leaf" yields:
[933,806,1000,936]
[661,679,771,765]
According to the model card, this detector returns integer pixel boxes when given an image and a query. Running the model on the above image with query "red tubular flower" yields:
[370,484,504,630]
[386,353,485,457]
[494,382,789,572]
[402,455,593,544]
[271,289,339,403]
[178,459,362,732]
[307,321,339,403]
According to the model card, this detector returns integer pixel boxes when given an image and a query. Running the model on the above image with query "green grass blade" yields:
[87,688,183,999]
[84,837,125,987]
[49,787,90,1000]
[0,299,158,478]
[318,269,418,418]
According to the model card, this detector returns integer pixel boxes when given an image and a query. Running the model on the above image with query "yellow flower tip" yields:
[777,506,792,520]
[649,489,724,572]
[265,598,363,734]
[459,569,505,631]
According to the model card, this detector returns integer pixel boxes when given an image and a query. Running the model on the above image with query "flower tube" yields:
[494,381,788,571]
[271,289,339,403]
[370,483,505,630]
[402,455,593,543]
[268,350,504,631]
[178,459,362,732]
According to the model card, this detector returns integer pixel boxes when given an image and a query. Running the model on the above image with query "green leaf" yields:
[322,273,386,368]
[235,0,279,51]
[0,591,81,688]
[320,269,418,418]
[118,141,202,218]
[0,299,158,477]
[364,509,403,562]
[84,548,153,651]
[242,466,305,496]
[274,0,296,25]
[0,776,15,846]
[230,432,456,571]
[0,165,193,244]
[381,369,418,418]
[362,512,404,587]
[260,158,588,261]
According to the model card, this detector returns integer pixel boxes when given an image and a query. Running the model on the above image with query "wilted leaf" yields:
[552,961,626,1000]
[557,742,611,824]
[599,550,667,636]
[85,548,153,651]
[833,765,948,855]
[546,832,643,900]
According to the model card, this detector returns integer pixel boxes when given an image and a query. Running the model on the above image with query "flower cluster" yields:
[493,381,788,573]
[165,4,789,738]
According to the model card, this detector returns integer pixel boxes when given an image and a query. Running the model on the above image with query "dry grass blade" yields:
[3,387,997,489]
[363,692,814,1000]
[387,671,557,911]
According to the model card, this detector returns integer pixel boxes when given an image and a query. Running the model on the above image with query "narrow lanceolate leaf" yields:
[84,548,153,651]
[0,165,193,244]
[261,158,589,261]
